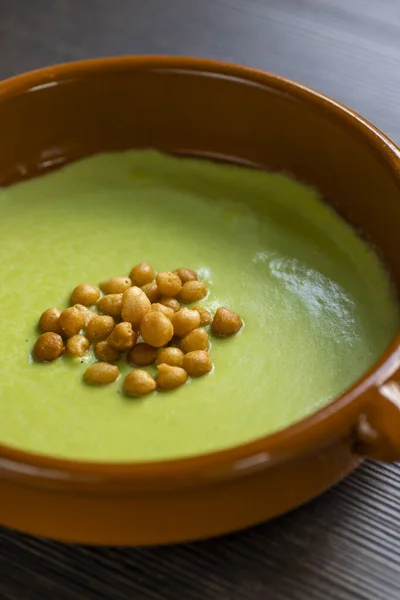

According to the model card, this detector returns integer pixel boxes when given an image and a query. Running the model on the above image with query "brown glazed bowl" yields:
[1,56,400,546]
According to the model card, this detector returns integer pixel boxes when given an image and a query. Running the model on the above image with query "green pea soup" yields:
[0,151,397,461]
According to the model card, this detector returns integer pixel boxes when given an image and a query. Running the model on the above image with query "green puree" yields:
[0,151,398,461]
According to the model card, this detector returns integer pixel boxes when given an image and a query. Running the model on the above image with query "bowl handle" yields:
[356,368,400,462]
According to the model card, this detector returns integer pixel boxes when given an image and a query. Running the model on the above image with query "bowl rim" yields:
[1,55,400,486]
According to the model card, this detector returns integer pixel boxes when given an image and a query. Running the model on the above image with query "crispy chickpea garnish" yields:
[33,332,64,362]
[74,304,94,327]
[66,334,90,357]
[84,362,119,385]
[39,308,62,334]
[124,370,156,397]
[212,307,243,336]
[141,281,161,303]
[174,268,198,284]
[33,264,237,397]
[130,262,155,287]
[121,286,151,329]
[180,328,209,353]
[156,347,184,368]
[97,293,123,319]
[94,340,121,362]
[108,322,137,351]
[99,276,132,295]
[59,307,85,338]
[86,315,115,342]
[171,307,201,337]
[141,311,174,348]
[182,350,213,377]
[179,280,207,304]
[70,284,100,307]
[150,303,174,319]
[127,343,157,367]
[157,364,188,391]
[193,305,212,326]
[160,297,180,312]
[156,272,182,297]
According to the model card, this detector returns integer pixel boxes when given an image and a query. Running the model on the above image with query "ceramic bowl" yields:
[1,56,400,545]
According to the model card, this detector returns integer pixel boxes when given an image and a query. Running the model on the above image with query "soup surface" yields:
[0,151,398,461]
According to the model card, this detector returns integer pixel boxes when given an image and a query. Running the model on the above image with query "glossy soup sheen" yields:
[0,151,398,461]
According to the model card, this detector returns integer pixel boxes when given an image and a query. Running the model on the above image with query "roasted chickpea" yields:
[180,328,209,353]
[86,315,115,342]
[94,340,121,362]
[99,276,132,295]
[127,343,157,366]
[212,307,243,336]
[39,308,62,334]
[160,297,180,312]
[74,304,95,327]
[150,303,174,319]
[193,305,212,326]
[108,322,137,351]
[124,370,156,397]
[171,307,201,337]
[157,347,184,367]
[121,286,151,329]
[140,311,174,348]
[59,307,85,338]
[157,363,188,391]
[97,293,123,319]
[182,350,213,377]
[70,284,100,307]
[156,272,182,297]
[66,334,90,357]
[33,332,64,362]
[179,280,208,304]
[174,268,198,284]
[84,362,119,385]
[141,281,161,303]
[129,262,155,286]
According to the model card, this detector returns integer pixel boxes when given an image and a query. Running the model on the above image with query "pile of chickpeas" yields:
[33,263,243,397]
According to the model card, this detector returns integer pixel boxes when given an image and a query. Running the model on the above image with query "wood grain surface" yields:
[0,1,400,598]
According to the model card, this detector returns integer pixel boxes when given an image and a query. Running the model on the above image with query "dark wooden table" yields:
[1,1,400,598]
